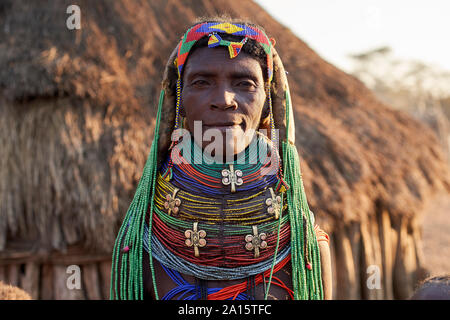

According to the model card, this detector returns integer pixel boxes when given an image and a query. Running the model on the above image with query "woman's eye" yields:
[237,80,256,89]
[192,80,209,86]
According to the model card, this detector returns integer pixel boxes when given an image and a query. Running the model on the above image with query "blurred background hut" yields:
[0,0,449,299]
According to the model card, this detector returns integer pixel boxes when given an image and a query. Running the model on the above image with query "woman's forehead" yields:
[183,47,264,80]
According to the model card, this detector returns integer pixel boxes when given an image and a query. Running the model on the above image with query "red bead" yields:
[122,245,130,253]
[306,262,312,270]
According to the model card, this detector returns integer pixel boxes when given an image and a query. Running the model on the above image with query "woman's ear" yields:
[259,99,271,133]
[261,99,270,120]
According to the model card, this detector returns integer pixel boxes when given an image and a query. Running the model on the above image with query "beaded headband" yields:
[175,22,273,81]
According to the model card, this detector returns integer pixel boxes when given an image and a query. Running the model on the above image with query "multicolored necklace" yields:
[144,132,293,286]
[161,133,288,195]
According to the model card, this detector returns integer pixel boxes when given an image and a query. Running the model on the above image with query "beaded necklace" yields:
[154,174,284,225]
[161,133,286,196]
[143,132,294,293]
[150,205,291,267]
[145,225,291,280]
[159,256,293,300]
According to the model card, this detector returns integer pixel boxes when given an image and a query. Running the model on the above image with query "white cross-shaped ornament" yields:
[221,164,243,193]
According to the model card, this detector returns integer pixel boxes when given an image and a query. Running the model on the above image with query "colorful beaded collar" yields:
[161,134,286,195]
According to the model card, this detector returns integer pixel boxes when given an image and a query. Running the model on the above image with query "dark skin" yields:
[143,45,332,299]
[180,46,268,159]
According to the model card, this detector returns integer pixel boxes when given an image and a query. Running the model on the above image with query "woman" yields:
[111,17,332,300]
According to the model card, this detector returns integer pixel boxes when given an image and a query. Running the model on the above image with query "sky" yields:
[255,0,450,73]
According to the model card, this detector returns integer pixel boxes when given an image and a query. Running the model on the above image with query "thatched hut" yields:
[0,281,32,300]
[0,0,449,299]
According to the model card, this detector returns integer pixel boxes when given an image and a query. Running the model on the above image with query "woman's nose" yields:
[210,85,238,111]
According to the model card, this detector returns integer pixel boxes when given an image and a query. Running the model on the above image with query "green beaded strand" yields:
[110,89,165,300]
[283,88,323,300]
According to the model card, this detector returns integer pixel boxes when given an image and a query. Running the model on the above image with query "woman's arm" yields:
[315,225,332,300]
[319,240,332,299]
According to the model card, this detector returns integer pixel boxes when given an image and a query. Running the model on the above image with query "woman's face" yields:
[181,46,267,160]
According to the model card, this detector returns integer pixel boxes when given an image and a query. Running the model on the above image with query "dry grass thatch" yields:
[0,281,32,300]
[0,0,449,299]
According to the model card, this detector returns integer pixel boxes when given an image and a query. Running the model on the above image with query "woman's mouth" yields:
[203,122,246,132]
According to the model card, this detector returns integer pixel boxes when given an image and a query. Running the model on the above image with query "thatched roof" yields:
[1,0,449,257]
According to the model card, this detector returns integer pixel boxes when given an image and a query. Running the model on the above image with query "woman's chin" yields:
[195,128,256,162]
